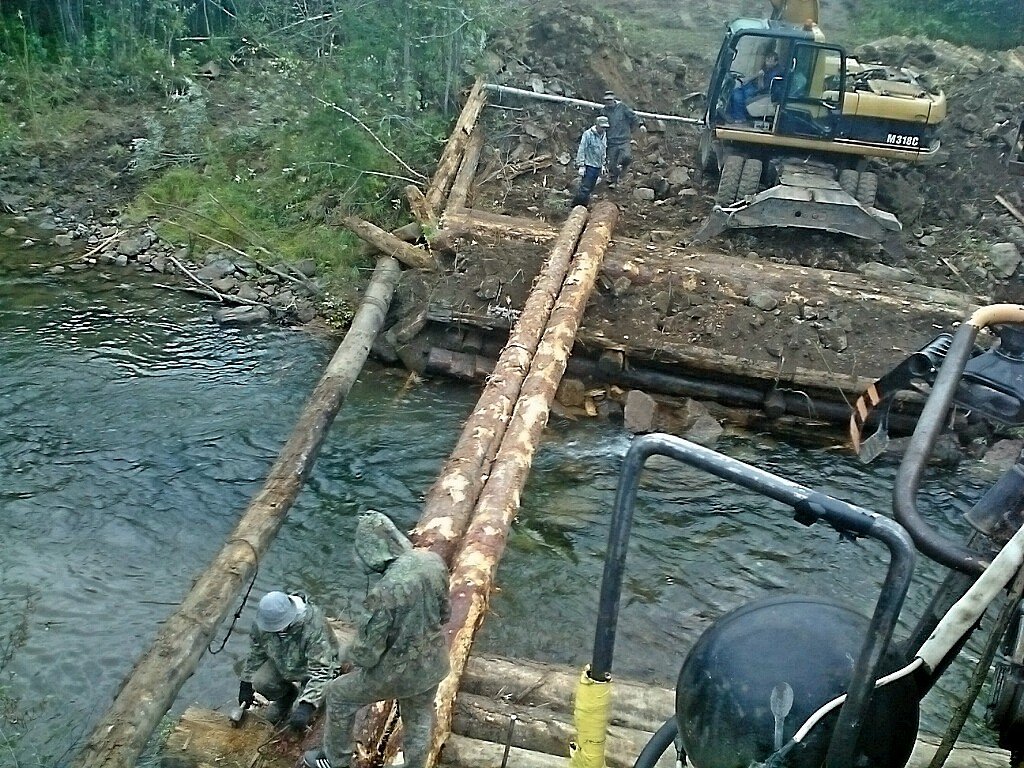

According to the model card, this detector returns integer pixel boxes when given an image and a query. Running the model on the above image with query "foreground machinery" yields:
[569,304,1024,768]
[692,0,946,248]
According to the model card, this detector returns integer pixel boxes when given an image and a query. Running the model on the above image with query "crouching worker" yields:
[304,511,451,768]
[238,590,342,730]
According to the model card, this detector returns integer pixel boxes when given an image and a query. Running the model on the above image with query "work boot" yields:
[263,685,298,724]
[303,749,349,768]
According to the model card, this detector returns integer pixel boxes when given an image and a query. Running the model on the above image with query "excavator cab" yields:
[693,18,945,249]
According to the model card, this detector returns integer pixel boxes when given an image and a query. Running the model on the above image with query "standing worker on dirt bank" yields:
[238,590,342,729]
[600,91,646,185]
[303,511,451,768]
[572,115,609,207]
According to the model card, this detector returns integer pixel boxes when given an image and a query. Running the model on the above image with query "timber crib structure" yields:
[74,80,1000,768]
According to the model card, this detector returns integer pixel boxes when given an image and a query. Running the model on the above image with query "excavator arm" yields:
[769,0,820,25]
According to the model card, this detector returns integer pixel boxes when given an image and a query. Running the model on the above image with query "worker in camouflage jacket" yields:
[304,511,451,768]
[599,90,646,185]
[238,590,342,729]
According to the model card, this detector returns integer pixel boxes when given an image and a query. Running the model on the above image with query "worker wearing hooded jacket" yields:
[239,591,343,729]
[304,511,451,768]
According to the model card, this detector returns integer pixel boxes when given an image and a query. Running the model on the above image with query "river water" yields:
[0,238,1004,765]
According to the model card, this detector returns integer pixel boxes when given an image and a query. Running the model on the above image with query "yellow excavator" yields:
[692,0,947,249]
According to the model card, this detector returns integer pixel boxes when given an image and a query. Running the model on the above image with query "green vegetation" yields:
[855,0,1023,49]
[0,1,496,288]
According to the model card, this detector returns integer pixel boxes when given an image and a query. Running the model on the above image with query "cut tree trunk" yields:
[73,256,403,768]
[425,78,488,215]
[428,201,620,768]
[341,215,436,271]
[356,221,424,259]
[411,206,590,565]
[406,184,438,232]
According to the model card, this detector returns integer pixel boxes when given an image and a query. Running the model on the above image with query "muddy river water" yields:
[0,240,1004,765]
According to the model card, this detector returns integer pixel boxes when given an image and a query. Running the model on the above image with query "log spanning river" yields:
[0,239,1003,765]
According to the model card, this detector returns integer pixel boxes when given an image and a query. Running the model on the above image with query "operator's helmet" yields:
[256,591,299,632]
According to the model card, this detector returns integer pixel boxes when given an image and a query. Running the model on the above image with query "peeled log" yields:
[342,216,436,271]
[73,256,403,768]
[429,202,620,768]
[425,78,488,215]
[444,131,485,215]
[411,207,590,564]
[406,184,438,232]
[451,693,673,768]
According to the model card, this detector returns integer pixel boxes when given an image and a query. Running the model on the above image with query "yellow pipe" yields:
[569,666,613,768]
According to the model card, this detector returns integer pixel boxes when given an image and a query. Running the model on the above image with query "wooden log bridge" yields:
[165,649,1011,768]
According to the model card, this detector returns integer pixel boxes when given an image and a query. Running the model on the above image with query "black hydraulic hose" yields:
[893,323,990,576]
[589,434,916,768]
[633,718,679,768]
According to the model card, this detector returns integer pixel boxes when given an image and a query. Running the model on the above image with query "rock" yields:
[2,227,16,237]
[748,291,779,311]
[818,326,848,352]
[878,175,925,226]
[137,253,153,265]
[46,265,66,275]
[624,390,658,434]
[53,233,74,247]
[983,439,1024,471]
[989,242,1021,278]
[858,261,919,283]
[237,282,261,302]
[256,273,279,287]
[272,290,296,308]
[475,275,501,300]
[528,74,545,93]
[611,276,632,297]
[685,414,724,447]
[667,167,691,186]
[117,233,150,257]
[294,258,317,278]
[211,276,240,294]
[196,260,236,281]
[1009,225,1024,251]
[214,305,271,325]
[19,239,35,248]
[151,255,168,274]
[295,302,318,324]
[650,290,671,315]
[111,254,129,267]
[959,113,983,133]
[633,187,656,201]
[918,234,936,247]
[556,378,587,408]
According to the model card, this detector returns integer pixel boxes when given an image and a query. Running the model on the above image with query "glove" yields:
[238,680,255,707]
[288,701,316,731]
[577,166,585,177]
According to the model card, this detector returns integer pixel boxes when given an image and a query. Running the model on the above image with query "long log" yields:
[406,184,438,233]
[342,215,436,271]
[451,693,673,768]
[73,256,404,768]
[356,221,424,259]
[444,130,485,215]
[443,208,559,241]
[483,84,701,125]
[461,656,672,734]
[425,78,488,215]
[429,202,620,768]
[411,206,590,564]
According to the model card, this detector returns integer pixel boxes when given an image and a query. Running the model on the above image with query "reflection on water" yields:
[0,241,1002,765]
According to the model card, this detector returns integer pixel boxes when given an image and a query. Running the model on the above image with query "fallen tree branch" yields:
[166,254,264,307]
[996,194,1024,226]
[314,96,426,181]
[154,282,268,308]
[145,196,322,297]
